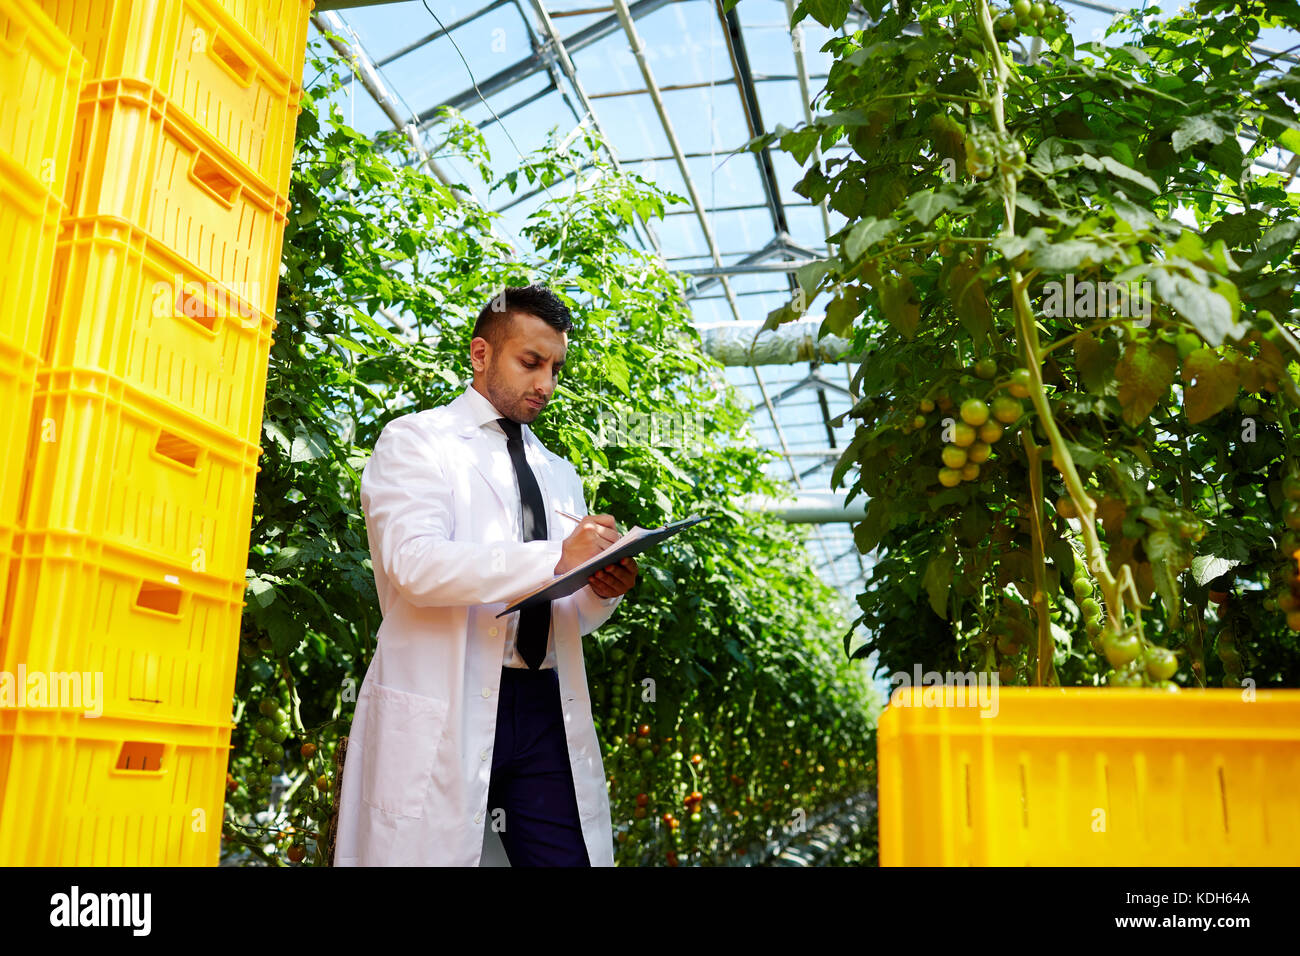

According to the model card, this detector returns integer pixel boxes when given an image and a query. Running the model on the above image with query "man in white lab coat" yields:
[334,286,637,866]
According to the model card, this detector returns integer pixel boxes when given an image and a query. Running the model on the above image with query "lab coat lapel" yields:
[448,395,557,538]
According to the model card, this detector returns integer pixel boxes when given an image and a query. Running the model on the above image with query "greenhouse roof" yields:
[306,0,1300,600]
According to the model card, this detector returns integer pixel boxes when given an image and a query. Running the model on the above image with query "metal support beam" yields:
[697,315,860,366]
[715,2,791,247]
[684,260,810,277]
[415,0,678,127]
[739,491,867,523]
[522,0,664,258]
[784,0,833,244]
[335,0,515,87]
[609,0,842,584]
[312,11,480,210]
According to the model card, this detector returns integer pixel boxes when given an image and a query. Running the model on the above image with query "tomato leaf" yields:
[922,545,955,620]
[1181,347,1239,424]
[1144,530,1190,625]
[904,188,959,226]
[1073,331,1119,394]
[1150,265,1242,345]
[853,497,891,553]
[878,273,920,340]
[1116,340,1178,427]
[1171,114,1226,153]
[823,287,861,338]
[843,216,900,262]
[946,259,991,344]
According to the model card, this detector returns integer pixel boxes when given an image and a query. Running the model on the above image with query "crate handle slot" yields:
[209,32,255,86]
[190,154,240,208]
[154,430,202,471]
[172,282,221,334]
[136,581,183,616]
[0,18,30,58]
[115,741,165,771]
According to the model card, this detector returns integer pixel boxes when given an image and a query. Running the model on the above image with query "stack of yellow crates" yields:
[0,0,313,865]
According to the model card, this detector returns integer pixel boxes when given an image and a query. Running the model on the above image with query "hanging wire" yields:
[419,0,555,204]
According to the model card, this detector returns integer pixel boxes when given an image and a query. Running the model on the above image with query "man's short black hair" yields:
[473,285,573,350]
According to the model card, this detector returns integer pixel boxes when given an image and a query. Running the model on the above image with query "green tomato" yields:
[1013,0,1030,16]
[1102,630,1141,668]
[960,398,990,426]
[974,358,998,380]
[991,396,1022,423]
[1145,647,1178,681]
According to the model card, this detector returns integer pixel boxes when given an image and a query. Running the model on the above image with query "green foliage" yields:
[223,39,879,865]
[765,0,1300,690]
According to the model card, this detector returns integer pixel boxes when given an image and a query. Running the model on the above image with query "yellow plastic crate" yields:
[21,367,261,580]
[44,217,275,445]
[42,0,306,196]
[1,529,245,725]
[0,0,83,190]
[878,686,1300,866]
[215,0,313,82]
[64,78,288,318]
[0,153,55,546]
[0,708,231,865]
[0,142,63,362]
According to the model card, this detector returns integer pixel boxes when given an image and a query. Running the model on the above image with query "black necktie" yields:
[497,417,551,669]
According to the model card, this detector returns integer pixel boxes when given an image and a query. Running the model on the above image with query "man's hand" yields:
[554,514,621,575]
[587,556,637,599]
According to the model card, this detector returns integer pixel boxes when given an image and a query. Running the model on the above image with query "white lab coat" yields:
[333,386,623,866]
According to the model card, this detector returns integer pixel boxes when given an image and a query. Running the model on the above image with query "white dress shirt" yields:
[460,384,561,669]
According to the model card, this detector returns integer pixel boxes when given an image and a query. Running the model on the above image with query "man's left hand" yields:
[588,556,637,598]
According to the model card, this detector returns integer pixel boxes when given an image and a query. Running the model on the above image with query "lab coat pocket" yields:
[359,682,450,819]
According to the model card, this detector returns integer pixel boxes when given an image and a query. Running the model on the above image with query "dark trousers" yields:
[487,666,591,867]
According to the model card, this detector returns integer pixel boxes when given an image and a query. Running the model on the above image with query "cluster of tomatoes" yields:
[224,694,330,864]
[995,0,1065,38]
[244,697,292,791]
[905,359,1031,489]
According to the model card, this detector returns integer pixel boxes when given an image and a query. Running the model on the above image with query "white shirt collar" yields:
[461,383,526,439]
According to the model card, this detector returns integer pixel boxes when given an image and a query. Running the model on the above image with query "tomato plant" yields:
[760,0,1300,689]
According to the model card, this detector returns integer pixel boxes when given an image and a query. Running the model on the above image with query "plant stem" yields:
[1020,434,1059,686]
[976,0,1132,655]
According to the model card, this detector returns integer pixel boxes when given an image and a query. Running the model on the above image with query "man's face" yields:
[473,311,567,425]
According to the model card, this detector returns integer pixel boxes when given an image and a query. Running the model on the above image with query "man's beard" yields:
[484,366,541,423]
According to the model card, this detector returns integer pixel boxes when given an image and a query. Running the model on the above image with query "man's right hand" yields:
[555,514,621,574]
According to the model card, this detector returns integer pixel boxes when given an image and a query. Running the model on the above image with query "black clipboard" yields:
[496,514,709,616]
